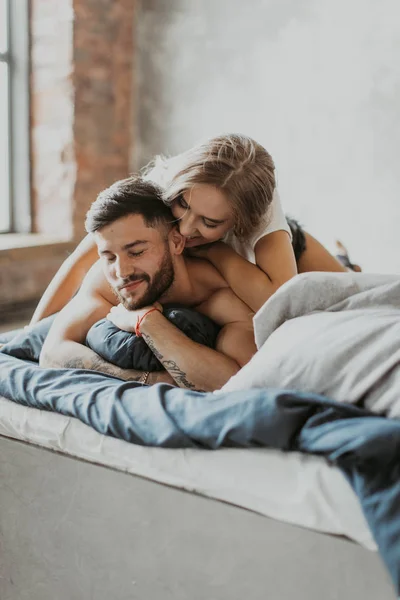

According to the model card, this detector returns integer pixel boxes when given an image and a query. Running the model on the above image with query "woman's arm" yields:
[195,231,297,313]
[29,234,99,325]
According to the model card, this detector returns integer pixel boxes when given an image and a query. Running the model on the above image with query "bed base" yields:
[0,435,395,600]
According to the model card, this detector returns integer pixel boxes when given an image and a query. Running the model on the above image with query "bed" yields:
[0,271,399,600]
[0,396,395,600]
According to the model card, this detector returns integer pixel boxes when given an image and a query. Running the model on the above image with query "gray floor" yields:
[0,435,396,600]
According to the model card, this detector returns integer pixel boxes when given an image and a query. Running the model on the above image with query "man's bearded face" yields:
[112,247,175,310]
[95,214,178,311]
[112,246,174,310]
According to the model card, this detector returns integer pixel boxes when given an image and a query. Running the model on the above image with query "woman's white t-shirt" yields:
[223,189,291,265]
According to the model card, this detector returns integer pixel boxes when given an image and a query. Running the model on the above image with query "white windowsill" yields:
[0,233,71,251]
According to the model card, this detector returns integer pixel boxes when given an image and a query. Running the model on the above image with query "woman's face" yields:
[171,184,235,247]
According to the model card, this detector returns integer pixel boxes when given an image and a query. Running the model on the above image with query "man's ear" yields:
[168,227,185,256]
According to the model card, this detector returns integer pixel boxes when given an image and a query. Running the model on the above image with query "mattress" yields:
[0,394,374,550]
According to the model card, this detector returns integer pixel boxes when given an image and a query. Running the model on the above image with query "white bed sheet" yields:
[0,395,375,550]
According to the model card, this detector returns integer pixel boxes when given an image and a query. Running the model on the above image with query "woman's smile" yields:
[184,235,205,247]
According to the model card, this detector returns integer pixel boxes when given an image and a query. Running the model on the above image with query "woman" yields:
[30,133,358,324]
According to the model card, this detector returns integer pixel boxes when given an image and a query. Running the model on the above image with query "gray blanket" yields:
[222,272,400,418]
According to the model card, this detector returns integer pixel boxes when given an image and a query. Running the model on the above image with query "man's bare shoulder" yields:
[81,260,117,306]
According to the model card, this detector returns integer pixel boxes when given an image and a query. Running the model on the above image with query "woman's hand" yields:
[106,302,163,333]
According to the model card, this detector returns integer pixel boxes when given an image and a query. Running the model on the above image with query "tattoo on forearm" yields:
[48,353,141,382]
[162,360,204,391]
[142,333,205,392]
[142,333,164,362]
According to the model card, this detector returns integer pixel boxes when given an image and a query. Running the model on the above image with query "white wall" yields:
[136,0,400,272]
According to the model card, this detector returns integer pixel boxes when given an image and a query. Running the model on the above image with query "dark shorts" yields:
[286,217,307,263]
[286,218,359,271]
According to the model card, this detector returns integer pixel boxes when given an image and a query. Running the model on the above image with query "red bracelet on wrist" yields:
[135,307,162,337]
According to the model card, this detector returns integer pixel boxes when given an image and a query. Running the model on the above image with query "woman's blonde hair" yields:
[142,133,276,239]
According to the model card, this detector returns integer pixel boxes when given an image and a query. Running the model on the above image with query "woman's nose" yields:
[178,213,197,237]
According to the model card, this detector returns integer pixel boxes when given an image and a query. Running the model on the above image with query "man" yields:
[40,177,257,392]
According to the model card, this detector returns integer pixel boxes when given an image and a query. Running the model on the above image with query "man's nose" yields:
[115,258,133,280]
[179,213,197,237]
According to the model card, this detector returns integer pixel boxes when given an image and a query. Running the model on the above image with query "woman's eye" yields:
[203,220,219,229]
[177,196,189,209]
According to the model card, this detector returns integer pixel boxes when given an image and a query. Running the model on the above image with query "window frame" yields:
[1,0,31,234]
[0,0,11,232]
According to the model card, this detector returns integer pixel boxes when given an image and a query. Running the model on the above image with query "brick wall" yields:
[0,0,136,317]
[32,0,135,241]
[30,0,75,238]
[73,0,135,239]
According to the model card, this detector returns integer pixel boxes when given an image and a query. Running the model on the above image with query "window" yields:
[0,0,30,233]
[0,0,10,231]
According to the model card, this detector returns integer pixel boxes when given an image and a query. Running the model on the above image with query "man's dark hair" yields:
[85,176,174,234]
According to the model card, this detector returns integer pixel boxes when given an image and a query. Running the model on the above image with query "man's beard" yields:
[113,249,175,310]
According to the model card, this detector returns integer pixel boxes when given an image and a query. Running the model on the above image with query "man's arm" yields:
[107,288,257,392]
[140,313,240,392]
[40,286,172,385]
